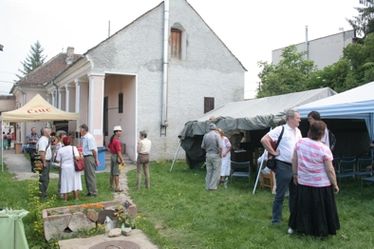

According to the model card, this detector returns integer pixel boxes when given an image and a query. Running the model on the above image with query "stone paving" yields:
[1,149,158,249]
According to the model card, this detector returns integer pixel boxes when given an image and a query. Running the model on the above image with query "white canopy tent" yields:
[297,81,374,141]
[0,94,79,171]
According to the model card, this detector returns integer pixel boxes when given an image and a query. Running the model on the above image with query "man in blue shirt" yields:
[80,124,98,197]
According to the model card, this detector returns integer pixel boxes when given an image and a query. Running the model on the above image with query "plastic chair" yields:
[361,176,374,193]
[336,156,356,181]
[355,155,373,177]
[230,161,251,182]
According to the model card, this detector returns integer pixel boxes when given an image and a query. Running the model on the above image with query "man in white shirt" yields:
[261,110,302,224]
[37,127,52,200]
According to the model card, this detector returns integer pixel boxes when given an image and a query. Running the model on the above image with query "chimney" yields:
[66,47,74,65]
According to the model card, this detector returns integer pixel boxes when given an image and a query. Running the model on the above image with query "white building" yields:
[272,30,356,69]
[12,0,246,161]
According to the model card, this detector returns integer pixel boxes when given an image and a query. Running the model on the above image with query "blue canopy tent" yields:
[297,81,374,142]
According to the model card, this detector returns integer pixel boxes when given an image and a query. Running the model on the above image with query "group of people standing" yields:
[27,123,152,201]
[261,109,340,237]
[201,109,340,237]
[2,130,13,150]
[27,124,99,201]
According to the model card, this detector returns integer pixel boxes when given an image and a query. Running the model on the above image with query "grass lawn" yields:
[0,164,114,248]
[128,161,374,249]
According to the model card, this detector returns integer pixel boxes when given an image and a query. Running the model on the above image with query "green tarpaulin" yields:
[179,88,336,168]
[0,209,29,249]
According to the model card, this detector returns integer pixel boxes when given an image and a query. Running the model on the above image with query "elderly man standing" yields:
[80,124,99,197]
[261,110,302,224]
[137,130,152,190]
[37,127,52,200]
[201,123,222,191]
[26,127,40,173]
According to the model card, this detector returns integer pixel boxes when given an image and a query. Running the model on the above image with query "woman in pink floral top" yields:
[288,120,340,237]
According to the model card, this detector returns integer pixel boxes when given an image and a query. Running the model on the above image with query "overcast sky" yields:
[0,0,360,97]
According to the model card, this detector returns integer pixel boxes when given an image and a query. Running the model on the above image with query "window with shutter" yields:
[171,28,182,59]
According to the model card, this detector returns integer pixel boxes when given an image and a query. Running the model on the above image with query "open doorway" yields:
[104,74,136,160]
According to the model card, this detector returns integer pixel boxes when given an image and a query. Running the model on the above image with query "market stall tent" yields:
[1,94,79,121]
[1,94,79,171]
[297,81,374,141]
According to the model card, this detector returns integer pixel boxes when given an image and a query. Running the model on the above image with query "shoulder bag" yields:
[72,146,85,171]
[266,126,285,171]
[34,139,51,173]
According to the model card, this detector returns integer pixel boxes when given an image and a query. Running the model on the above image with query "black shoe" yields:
[86,193,92,196]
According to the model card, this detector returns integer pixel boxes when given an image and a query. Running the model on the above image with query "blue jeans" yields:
[272,160,295,224]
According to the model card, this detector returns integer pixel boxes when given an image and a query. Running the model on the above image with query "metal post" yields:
[1,120,4,172]
[252,151,267,194]
[170,141,182,172]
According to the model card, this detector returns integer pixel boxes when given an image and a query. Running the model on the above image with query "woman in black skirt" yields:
[288,120,340,236]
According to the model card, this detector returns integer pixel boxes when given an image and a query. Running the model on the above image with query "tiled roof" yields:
[15,52,82,86]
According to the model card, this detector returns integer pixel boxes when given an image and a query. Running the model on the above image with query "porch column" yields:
[88,74,105,147]
[51,91,55,106]
[58,88,62,109]
[65,83,70,112]
[75,79,81,128]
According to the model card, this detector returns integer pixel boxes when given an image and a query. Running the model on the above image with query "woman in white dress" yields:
[55,136,82,201]
[218,129,232,184]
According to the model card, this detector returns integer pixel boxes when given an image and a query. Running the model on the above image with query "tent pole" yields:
[170,141,182,172]
[253,127,272,194]
[252,151,267,194]
[1,120,3,172]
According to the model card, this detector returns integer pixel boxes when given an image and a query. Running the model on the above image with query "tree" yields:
[307,33,374,92]
[257,46,316,97]
[307,59,352,92]
[348,0,374,37]
[17,41,46,80]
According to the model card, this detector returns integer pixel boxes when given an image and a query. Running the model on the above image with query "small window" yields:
[118,93,123,113]
[204,97,215,113]
[171,28,182,59]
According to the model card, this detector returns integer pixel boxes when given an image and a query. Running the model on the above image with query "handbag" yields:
[34,139,51,172]
[72,146,85,171]
[33,152,44,172]
[266,126,285,171]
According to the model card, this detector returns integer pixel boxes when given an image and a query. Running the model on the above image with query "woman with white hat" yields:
[107,125,125,192]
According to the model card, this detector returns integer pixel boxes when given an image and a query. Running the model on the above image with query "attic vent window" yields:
[171,28,182,59]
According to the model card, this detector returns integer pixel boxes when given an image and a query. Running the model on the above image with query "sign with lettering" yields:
[27,107,52,114]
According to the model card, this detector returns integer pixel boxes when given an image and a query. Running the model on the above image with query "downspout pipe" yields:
[161,0,169,131]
